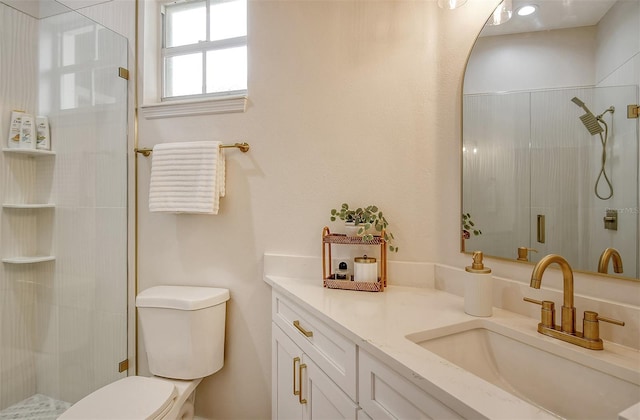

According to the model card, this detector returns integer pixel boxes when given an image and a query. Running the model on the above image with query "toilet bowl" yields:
[59,286,229,420]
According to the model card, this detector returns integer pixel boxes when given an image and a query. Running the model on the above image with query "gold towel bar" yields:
[135,142,250,157]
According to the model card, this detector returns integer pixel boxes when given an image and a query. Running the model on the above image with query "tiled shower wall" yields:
[464,86,638,277]
[0,3,40,410]
[0,3,128,410]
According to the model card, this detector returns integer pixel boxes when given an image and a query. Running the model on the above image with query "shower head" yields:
[571,97,586,108]
[579,113,604,135]
[571,96,604,135]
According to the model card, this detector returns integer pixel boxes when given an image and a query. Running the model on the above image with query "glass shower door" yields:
[0,3,128,417]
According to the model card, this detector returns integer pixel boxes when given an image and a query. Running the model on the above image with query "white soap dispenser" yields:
[464,251,493,317]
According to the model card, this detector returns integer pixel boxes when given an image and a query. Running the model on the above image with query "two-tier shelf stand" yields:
[322,226,387,292]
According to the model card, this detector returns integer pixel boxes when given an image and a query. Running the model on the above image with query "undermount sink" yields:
[406,319,640,419]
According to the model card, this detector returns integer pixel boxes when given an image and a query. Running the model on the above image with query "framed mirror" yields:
[462,0,639,280]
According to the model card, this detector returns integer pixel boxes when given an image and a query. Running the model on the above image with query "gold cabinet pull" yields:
[298,363,307,404]
[292,357,300,396]
[293,320,313,337]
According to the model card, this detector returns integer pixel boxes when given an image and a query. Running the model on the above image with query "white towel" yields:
[149,141,226,214]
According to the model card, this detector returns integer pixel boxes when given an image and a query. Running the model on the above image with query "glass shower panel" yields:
[529,88,595,267]
[463,92,531,258]
[530,86,639,276]
[0,3,128,417]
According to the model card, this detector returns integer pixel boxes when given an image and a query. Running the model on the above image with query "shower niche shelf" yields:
[2,203,55,209]
[2,148,55,157]
[2,256,56,264]
[2,149,56,266]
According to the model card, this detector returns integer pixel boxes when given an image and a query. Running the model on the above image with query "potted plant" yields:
[330,203,398,252]
[462,212,482,239]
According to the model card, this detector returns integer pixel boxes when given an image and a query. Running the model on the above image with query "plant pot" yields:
[345,222,362,237]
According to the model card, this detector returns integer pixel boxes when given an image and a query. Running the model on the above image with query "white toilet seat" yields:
[58,376,178,420]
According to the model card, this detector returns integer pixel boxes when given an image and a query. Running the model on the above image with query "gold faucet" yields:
[524,254,625,350]
[598,248,623,274]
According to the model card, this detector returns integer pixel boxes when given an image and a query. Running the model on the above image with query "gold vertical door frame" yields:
[133,0,140,375]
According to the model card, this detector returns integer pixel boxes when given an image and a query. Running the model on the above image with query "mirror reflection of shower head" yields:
[570,96,615,200]
[571,96,603,135]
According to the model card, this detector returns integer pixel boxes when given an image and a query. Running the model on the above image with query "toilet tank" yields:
[136,286,230,380]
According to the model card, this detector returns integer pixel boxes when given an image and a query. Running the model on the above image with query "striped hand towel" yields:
[149,141,226,214]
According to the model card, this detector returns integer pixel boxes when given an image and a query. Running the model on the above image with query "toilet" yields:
[59,285,230,420]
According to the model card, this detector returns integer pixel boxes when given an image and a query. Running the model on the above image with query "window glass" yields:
[165,1,206,48]
[209,0,247,41]
[165,53,203,97]
[162,0,247,100]
[205,46,247,93]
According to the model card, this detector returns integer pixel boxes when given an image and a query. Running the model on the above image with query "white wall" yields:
[464,26,597,95]
[135,0,498,418]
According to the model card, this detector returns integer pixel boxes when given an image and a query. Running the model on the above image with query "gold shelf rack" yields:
[322,226,387,292]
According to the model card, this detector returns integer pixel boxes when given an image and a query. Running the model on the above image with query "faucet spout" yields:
[598,248,623,274]
[525,253,626,350]
[530,254,575,333]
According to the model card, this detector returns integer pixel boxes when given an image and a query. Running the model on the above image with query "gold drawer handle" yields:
[292,357,300,396]
[299,363,307,404]
[293,320,313,337]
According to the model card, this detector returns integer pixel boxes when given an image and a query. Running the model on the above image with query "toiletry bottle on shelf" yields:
[35,116,50,150]
[464,251,493,317]
[7,111,24,149]
[19,114,34,149]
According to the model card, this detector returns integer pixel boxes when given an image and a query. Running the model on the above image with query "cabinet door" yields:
[272,293,357,400]
[302,355,358,420]
[359,350,463,420]
[273,323,304,420]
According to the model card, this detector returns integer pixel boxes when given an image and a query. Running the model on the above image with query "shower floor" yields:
[0,394,70,420]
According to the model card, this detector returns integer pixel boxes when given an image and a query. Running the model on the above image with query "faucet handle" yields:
[583,311,625,342]
[524,297,555,328]
[517,247,538,261]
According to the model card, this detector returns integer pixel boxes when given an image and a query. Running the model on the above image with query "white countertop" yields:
[265,274,640,419]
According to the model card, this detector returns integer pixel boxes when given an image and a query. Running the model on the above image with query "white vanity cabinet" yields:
[271,291,463,420]
[272,293,357,400]
[272,292,358,419]
[272,324,358,419]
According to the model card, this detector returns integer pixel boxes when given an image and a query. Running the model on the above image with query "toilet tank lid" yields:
[136,286,230,310]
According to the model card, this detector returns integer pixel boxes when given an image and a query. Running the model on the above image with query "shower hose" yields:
[595,117,613,200]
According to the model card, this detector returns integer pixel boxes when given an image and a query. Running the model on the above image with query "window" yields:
[162,0,247,101]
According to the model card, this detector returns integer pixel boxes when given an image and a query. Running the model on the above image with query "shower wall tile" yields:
[95,151,127,208]
[94,208,127,314]
[91,312,126,393]
[586,85,639,275]
[3,155,38,204]
[57,306,93,404]
[463,92,531,258]
[0,265,38,409]
[465,85,637,277]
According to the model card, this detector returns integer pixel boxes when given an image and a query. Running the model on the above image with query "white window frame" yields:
[140,0,249,119]
[160,0,247,102]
